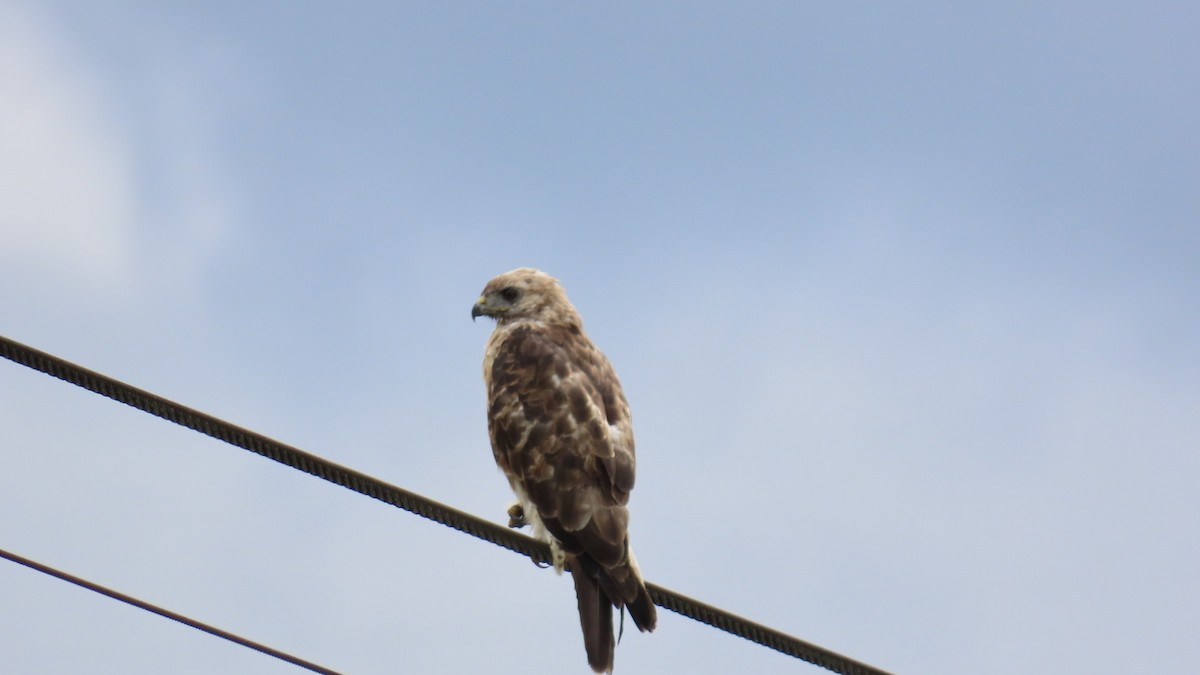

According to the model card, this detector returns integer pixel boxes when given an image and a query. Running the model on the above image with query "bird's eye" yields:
[499,287,521,303]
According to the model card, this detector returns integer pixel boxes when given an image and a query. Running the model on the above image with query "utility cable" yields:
[1,334,892,675]
[0,546,342,675]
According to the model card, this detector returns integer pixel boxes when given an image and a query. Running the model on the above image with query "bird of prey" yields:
[472,267,656,673]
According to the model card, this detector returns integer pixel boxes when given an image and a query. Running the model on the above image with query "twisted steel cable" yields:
[1,334,892,675]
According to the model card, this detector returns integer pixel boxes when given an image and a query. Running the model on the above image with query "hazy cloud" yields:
[0,5,137,296]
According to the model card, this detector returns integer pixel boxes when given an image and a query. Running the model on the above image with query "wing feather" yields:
[489,325,636,519]
[487,322,656,665]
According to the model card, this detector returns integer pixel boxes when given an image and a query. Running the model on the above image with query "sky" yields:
[1,2,1197,674]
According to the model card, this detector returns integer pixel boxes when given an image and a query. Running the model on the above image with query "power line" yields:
[0,546,342,675]
[0,334,893,675]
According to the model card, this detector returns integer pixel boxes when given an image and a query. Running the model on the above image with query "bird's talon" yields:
[507,503,528,529]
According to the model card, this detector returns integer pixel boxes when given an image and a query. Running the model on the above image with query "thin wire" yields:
[0,546,342,675]
[0,334,893,675]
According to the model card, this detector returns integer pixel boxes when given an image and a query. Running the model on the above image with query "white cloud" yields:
[0,4,235,308]
[0,5,137,295]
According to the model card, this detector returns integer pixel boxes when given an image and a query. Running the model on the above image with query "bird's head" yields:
[472,267,580,327]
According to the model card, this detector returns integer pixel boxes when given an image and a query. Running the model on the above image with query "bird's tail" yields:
[616,548,656,633]
[570,548,657,673]
[570,561,615,673]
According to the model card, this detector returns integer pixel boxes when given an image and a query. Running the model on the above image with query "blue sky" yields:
[2,2,1197,673]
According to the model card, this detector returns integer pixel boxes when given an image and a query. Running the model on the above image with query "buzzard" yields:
[472,268,656,673]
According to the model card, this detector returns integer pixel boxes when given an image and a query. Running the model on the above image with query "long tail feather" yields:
[570,560,614,673]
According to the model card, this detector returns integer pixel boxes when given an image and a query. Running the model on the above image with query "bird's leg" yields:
[507,502,528,529]
[549,540,567,575]
[506,499,564,572]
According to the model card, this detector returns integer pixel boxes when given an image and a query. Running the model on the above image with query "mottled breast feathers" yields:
[487,323,636,566]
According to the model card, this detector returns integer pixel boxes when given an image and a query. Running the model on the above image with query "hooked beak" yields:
[471,296,488,321]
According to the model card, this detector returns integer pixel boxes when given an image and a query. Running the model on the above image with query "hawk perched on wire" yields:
[472,268,656,673]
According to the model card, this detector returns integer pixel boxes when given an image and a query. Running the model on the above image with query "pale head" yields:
[471,267,581,328]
